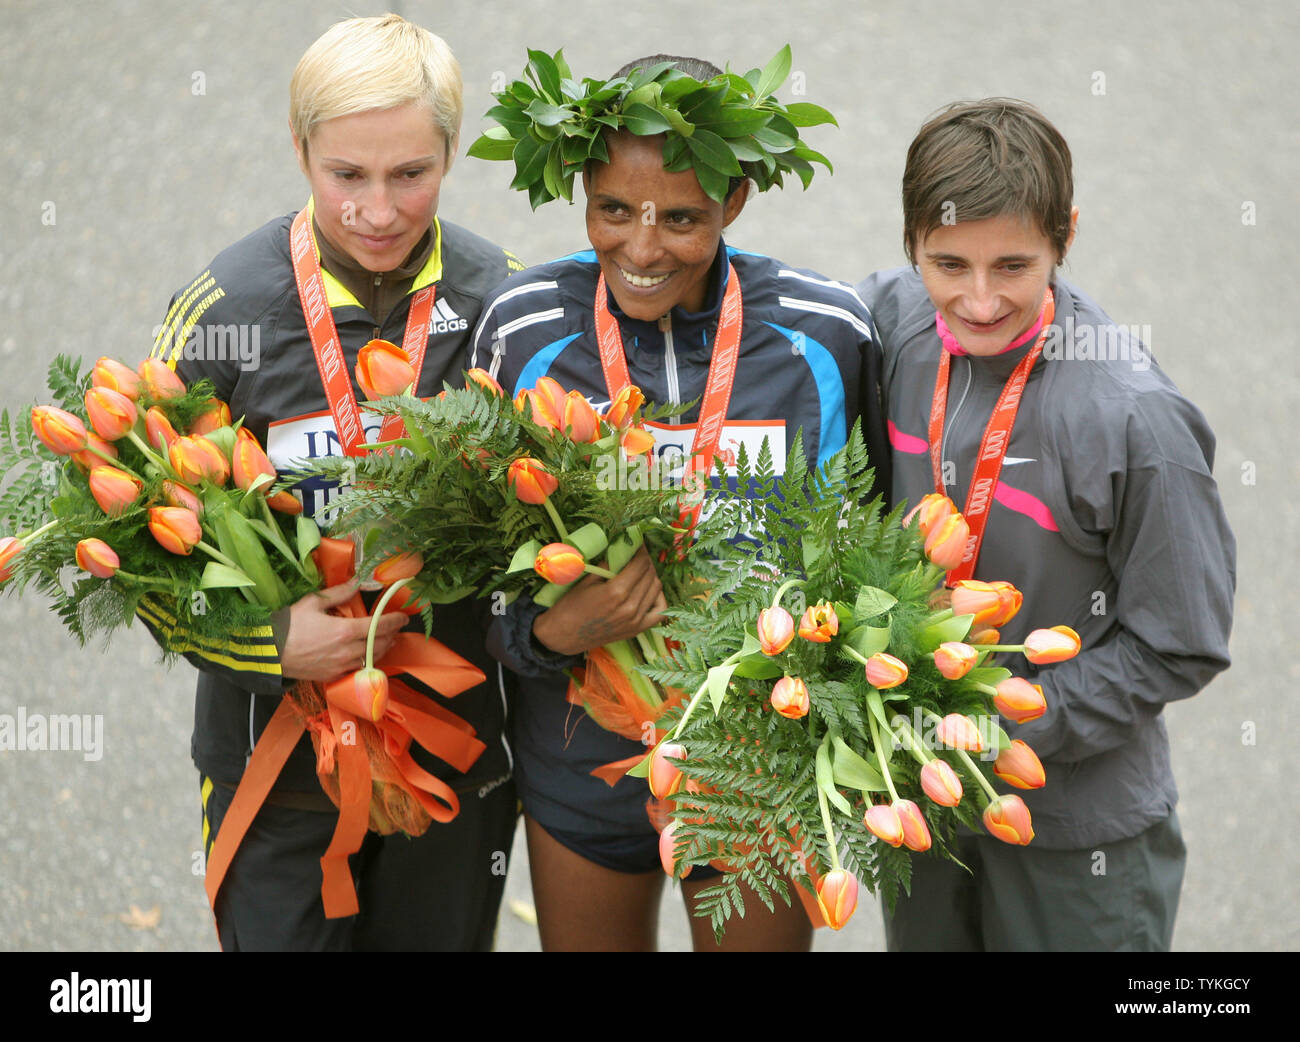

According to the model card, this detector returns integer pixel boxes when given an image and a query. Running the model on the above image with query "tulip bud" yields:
[949,579,1005,626]
[935,713,984,752]
[170,435,230,486]
[231,438,276,493]
[903,492,956,539]
[919,758,963,807]
[137,358,187,401]
[993,676,1047,724]
[893,799,932,852]
[986,580,1023,628]
[756,606,795,656]
[72,433,118,473]
[373,551,423,586]
[348,667,389,721]
[620,425,657,458]
[75,538,120,579]
[266,489,304,515]
[770,675,810,719]
[161,479,203,517]
[189,398,232,436]
[533,543,585,586]
[0,536,23,585]
[865,652,909,689]
[649,741,686,800]
[815,869,859,930]
[89,466,143,517]
[993,739,1046,790]
[355,339,416,399]
[983,794,1035,845]
[797,602,839,643]
[31,406,88,456]
[145,407,180,453]
[514,387,561,430]
[925,511,970,571]
[148,505,202,555]
[933,641,978,679]
[507,457,558,505]
[604,385,645,429]
[91,357,141,400]
[863,803,905,847]
[969,626,1001,646]
[84,386,138,442]
[659,820,691,878]
[561,390,600,444]
[533,376,568,419]
[464,368,504,395]
[1023,625,1082,664]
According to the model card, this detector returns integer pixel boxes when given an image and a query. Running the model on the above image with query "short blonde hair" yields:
[289,13,462,165]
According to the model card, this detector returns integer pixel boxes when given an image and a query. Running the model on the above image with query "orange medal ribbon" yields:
[927,288,1055,584]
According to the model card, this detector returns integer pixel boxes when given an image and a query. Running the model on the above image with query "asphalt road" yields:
[0,0,1295,953]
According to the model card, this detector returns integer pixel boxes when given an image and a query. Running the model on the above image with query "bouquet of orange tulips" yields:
[300,351,719,748]
[632,424,1082,939]
[0,355,321,648]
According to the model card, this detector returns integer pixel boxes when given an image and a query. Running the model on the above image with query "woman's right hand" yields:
[280,581,408,681]
[531,545,667,657]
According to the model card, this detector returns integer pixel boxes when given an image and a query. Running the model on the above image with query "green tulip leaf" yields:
[815,735,853,814]
[918,612,975,651]
[707,661,738,715]
[732,652,784,680]
[567,522,609,563]
[831,736,887,792]
[506,538,544,574]
[853,585,897,620]
[199,562,255,589]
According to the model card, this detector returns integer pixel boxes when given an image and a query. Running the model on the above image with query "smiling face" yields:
[916,210,1077,356]
[296,101,451,273]
[584,132,747,321]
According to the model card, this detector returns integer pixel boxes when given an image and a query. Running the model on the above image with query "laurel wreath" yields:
[466,45,838,207]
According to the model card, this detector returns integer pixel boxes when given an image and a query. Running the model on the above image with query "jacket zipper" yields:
[940,358,973,496]
[372,272,383,339]
[659,313,682,423]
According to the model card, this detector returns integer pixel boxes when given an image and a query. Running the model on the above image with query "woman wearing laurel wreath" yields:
[468,50,891,950]
[140,15,521,950]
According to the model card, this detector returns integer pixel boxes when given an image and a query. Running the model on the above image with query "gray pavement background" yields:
[0,0,1295,952]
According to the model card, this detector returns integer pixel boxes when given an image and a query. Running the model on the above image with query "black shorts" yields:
[540,820,722,879]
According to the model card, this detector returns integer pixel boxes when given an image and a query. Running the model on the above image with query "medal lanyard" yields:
[927,287,1055,584]
[594,262,744,533]
[289,206,437,457]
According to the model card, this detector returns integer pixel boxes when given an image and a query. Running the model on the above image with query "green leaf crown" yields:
[466,45,838,208]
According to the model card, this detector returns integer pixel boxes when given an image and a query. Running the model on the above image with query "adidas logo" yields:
[431,297,468,334]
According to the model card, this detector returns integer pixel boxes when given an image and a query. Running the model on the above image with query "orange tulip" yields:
[137,358,187,401]
[986,580,1023,628]
[1023,625,1081,664]
[983,794,1035,845]
[533,377,568,421]
[993,676,1047,724]
[797,601,839,643]
[920,758,963,807]
[757,606,795,656]
[507,457,558,505]
[0,536,22,585]
[351,667,390,722]
[934,641,978,680]
[162,479,203,517]
[993,739,1046,790]
[815,869,859,930]
[72,432,118,473]
[514,387,560,430]
[231,438,276,492]
[373,551,423,586]
[145,407,180,453]
[75,538,120,579]
[148,506,202,555]
[904,492,956,539]
[170,435,230,486]
[620,426,657,457]
[949,580,1004,626]
[562,390,600,443]
[925,511,970,570]
[935,713,984,752]
[465,368,504,395]
[604,385,645,430]
[89,466,142,516]
[189,398,232,436]
[91,357,141,400]
[865,652,909,689]
[534,543,585,585]
[770,675,810,719]
[893,799,932,852]
[649,741,686,800]
[355,339,415,399]
[31,406,87,456]
[84,386,138,442]
[864,802,905,847]
[969,626,1001,646]
[267,489,304,515]
[659,819,691,878]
